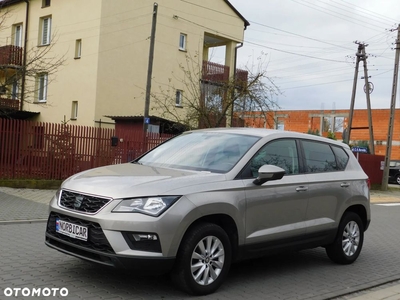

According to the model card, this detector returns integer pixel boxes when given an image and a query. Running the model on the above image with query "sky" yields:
[214,0,400,111]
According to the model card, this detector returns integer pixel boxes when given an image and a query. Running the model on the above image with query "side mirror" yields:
[253,165,286,186]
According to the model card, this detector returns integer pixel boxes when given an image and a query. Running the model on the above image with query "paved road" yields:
[0,188,399,299]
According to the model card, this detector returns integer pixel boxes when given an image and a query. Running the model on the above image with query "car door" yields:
[301,140,353,235]
[242,139,309,246]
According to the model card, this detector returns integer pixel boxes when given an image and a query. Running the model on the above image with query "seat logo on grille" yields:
[74,196,84,208]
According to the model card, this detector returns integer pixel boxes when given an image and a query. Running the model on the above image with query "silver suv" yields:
[45,128,370,295]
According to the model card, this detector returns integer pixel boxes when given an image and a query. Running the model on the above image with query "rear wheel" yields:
[326,212,364,264]
[171,222,232,295]
[396,174,400,185]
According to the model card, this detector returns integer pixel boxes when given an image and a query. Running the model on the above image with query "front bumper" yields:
[45,212,175,274]
[45,236,175,274]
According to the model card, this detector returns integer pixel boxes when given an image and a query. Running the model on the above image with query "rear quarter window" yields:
[331,146,349,171]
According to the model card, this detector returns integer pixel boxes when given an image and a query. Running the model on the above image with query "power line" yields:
[290,0,386,33]
[335,0,399,24]
[249,21,354,51]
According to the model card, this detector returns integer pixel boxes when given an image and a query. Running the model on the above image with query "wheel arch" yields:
[179,214,239,261]
[344,204,368,231]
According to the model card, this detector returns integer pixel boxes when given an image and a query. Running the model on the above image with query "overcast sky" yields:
[217,0,400,111]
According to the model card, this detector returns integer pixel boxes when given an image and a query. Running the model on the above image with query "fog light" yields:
[122,232,162,253]
[133,234,158,241]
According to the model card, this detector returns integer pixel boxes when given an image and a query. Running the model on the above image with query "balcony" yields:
[202,61,248,86]
[0,98,20,110]
[0,45,23,67]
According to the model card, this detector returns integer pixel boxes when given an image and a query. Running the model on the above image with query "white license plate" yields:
[56,219,88,241]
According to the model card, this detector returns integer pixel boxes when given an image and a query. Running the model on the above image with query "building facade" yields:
[0,0,248,130]
[243,109,400,160]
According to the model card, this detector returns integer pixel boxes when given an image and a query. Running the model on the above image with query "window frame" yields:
[42,0,51,7]
[71,101,78,120]
[75,39,82,59]
[40,16,52,46]
[36,73,48,102]
[179,33,187,51]
[13,24,23,47]
[175,89,183,107]
[11,80,19,100]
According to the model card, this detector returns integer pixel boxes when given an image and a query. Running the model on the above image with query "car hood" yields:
[61,163,226,199]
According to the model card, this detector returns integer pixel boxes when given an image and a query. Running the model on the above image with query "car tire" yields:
[396,175,400,185]
[171,222,232,295]
[325,212,364,264]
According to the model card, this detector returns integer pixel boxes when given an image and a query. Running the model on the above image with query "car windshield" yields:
[136,132,260,173]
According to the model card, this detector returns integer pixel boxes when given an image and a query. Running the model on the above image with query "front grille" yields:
[46,212,115,254]
[59,190,111,214]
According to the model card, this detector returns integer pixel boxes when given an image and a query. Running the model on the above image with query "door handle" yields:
[340,183,350,188]
[296,186,308,192]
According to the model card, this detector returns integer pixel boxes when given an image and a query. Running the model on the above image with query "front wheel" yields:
[396,174,400,185]
[326,212,364,264]
[171,222,232,295]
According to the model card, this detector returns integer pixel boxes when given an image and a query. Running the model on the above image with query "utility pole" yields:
[345,43,363,144]
[345,42,375,154]
[143,3,158,132]
[382,24,400,190]
[361,46,375,154]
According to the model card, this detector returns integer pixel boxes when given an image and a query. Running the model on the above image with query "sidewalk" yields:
[0,186,399,299]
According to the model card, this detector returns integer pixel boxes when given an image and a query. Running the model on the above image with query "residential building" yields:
[242,109,400,160]
[0,0,249,131]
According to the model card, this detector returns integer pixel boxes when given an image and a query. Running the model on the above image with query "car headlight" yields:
[112,196,180,216]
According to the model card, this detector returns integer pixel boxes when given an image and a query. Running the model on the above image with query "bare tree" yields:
[150,52,280,129]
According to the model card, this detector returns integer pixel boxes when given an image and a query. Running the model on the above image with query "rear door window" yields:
[302,140,337,173]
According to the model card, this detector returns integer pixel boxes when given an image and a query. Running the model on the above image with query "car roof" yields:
[186,127,349,149]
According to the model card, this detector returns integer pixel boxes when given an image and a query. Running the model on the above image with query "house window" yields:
[176,90,183,106]
[36,73,48,102]
[75,39,82,59]
[11,81,19,100]
[13,24,23,47]
[42,0,51,7]
[71,101,78,120]
[40,16,52,45]
[179,33,187,51]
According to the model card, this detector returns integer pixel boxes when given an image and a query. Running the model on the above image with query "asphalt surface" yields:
[0,187,399,300]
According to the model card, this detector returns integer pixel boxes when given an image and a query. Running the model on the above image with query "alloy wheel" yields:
[342,221,360,256]
[190,236,225,286]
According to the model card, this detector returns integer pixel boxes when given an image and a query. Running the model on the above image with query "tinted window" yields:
[302,140,337,173]
[250,139,299,177]
[331,146,349,171]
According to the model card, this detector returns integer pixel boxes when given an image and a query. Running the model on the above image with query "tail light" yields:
[366,178,371,189]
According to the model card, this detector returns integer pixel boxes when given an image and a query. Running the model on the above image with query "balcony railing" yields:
[0,45,23,67]
[0,98,20,110]
[202,61,248,86]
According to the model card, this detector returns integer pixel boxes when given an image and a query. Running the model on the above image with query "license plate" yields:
[56,218,88,241]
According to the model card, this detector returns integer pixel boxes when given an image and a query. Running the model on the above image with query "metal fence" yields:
[0,119,174,180]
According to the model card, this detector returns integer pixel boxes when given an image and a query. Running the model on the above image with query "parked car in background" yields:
[389,166,400,185]
[45,128,371,295]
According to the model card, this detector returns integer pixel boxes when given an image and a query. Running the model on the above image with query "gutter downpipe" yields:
[20,0,29,111]
[230,42,243,127]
